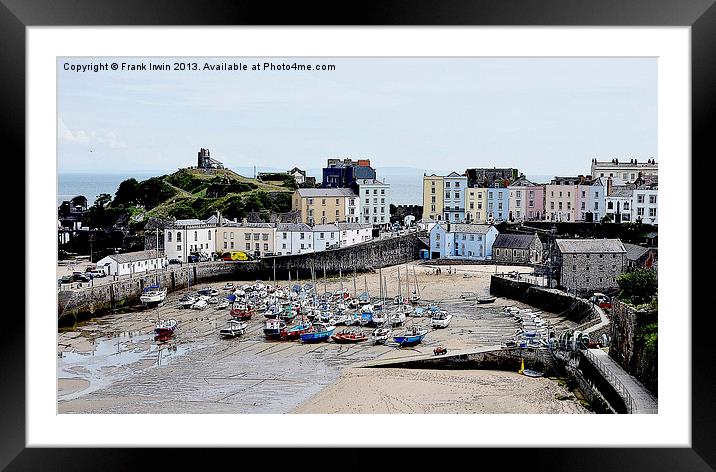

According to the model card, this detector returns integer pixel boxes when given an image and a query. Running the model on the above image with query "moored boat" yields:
[476,295,496,304]
[264,318,287,339]
[154,319,178,336]
[393,325,428,347]
[370,327,392,344]
[140,284,167,307]
[331,329,367,344]
[219,320,247,338]
[280,321,312,340]
[231,305,255,320]
[299,323,336,343]
[430,311,452,329]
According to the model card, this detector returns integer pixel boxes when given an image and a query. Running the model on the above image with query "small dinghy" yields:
[219,320,247,338]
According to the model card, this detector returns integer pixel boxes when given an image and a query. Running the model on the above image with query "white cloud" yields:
[58,115,127,149]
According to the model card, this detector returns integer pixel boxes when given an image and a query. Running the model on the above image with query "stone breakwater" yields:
[58,233,422,327]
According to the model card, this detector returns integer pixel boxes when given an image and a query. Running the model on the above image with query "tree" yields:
[617,268,657,306]
[114,178,139,206]
[95,193,112,208]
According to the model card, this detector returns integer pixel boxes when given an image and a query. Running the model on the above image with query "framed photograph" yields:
[6,0,713,468]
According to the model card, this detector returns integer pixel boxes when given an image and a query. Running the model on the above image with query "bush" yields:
[617,268,657,306]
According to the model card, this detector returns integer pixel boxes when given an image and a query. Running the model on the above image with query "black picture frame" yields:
[3,0,712,469]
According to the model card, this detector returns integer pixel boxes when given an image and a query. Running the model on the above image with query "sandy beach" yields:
[57,261,587,414]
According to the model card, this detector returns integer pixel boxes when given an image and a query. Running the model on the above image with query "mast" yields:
[397,266,401,302]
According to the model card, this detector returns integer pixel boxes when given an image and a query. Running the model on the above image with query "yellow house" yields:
[465,188,487,223]
[292,188,358,225]
[422,175,444,220]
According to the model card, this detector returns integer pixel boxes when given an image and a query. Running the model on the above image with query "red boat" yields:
[331,329,367,344]
[279,321,313,340]
[230,307,254,320]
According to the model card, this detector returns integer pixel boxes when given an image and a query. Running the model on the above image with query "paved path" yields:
[354,344,503,368]
[587,348,658,414]
[583,304,609,334]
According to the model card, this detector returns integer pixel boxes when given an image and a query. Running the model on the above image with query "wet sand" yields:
[293,368,588,414]
[57,261,586,414]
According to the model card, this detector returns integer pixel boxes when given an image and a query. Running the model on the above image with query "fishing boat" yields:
[231,305,255,320]
[154,319,178,336]
[430,311,453,328]
[219,320,247,338]
[215,299,230,310]
[476,295,496,304]
[140,284,167,307]
[263,304,282,319]
[178,294,196,308]
[331,328,367,344]
[279,306,298,323]
[299,323,336,343]
[393,325,428,347]
[280,321,313,340]
[370,327,392,344]
[264,318,287,339]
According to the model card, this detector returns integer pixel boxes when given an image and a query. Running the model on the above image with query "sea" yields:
[58,170,555,208]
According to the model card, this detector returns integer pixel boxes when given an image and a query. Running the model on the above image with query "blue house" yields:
[429,222,499,260]
[486,183,509,223]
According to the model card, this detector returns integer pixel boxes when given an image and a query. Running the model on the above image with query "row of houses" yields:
[421,159,658,225]
[291,182,391,227]
[162,216,374,262]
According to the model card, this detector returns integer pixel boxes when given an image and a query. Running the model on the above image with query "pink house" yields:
[508,175,544,222]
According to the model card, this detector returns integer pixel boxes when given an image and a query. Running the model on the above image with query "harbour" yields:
[58,261,590,414]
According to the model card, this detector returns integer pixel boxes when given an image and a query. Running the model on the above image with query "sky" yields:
[57,57,657,177]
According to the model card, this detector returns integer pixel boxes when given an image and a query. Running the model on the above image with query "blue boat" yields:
[300,323,336,343]
[393,326,428,347]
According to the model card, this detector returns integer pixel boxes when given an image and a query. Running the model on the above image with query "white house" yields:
[605,187,634,223]
[632,185,658,225]
[275,223,314,255]
[355,178,390,226]
[312,224,342,251]
[96,250,167,277]
[337,222,373,247]
[429,223,499,260]
[164,219,218,262]
[416,218,438,233]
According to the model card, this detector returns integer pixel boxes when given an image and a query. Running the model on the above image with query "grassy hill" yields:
[119,167,296,225]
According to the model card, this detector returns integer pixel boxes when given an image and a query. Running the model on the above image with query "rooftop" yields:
[555,238,626,254]
[450,223,495,234]
[277,223,313,232]
[295,188,357,198]
[493,233,539,249]
[623,242,650,261]
[103,250,163,264]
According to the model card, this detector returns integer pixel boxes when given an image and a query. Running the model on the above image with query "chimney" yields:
[606,176,613,196]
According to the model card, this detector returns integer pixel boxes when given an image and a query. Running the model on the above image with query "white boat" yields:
[140,286,167,306]
[390,311,406,326]
[215,299,230,310]
[370,327,392,344]
[207,296,219,305]
[178,294,196,308]
[430,311,452,328]
[219,320,247,338]
[398,304,413,315]
[371,311,387,326]
[191,299,208,310]
[393,295,405,305]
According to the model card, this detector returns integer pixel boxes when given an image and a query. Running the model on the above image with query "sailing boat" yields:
[393,266,404,305]
[141,228,167,307]
[410,267,421,303]
[372,275,393,342]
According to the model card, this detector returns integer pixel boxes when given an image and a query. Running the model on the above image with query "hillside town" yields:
[58,151,657,298]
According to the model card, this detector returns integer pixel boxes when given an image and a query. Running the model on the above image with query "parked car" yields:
[168,259,181,265]
[72,272,91,282]
[59,275,73,284]
[88,270,105,278]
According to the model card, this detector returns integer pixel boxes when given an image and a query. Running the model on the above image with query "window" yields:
[624,202,630,210]
[649,195,657,204]
[550,202,555,210]
[623,173,628,180]
[489,192,493,199]
[558,202,563,210]
[607,201,613,209]
[264,243,269,251]
[244,233,251,240]
[637,194,645,203]
[381,189,385,195]
[470,235,474,241]
[176,245,181,251]
[208,230,212,240]
[246,243,251,250]
[581,191,586,198]
[637,207,645,216]
[336,209,340,216]
[373,189,377,195]
[516,200,521,207]
[322,199,326,205]
[649,208,656,217]
[445,192,450,199]
[230,242,234,249]
[470,202,474,209]
[167,232,172,242]
[300,233,305,239]
[300,243,305,249]
[262,233,269,241]
[308,198,313,205]
[431,188,435,194]
[194,231,198,241]
[594,202,599,210]
[282,243,286,249]
[365,189,369,195]
[223,242,227,249]
[380,207,385,213]
[253,233,260,240]
[320,232,325,239]
[445,182,451,188]
[283,232,287,239]
[176,232,182,242]
[255,243,259,251]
